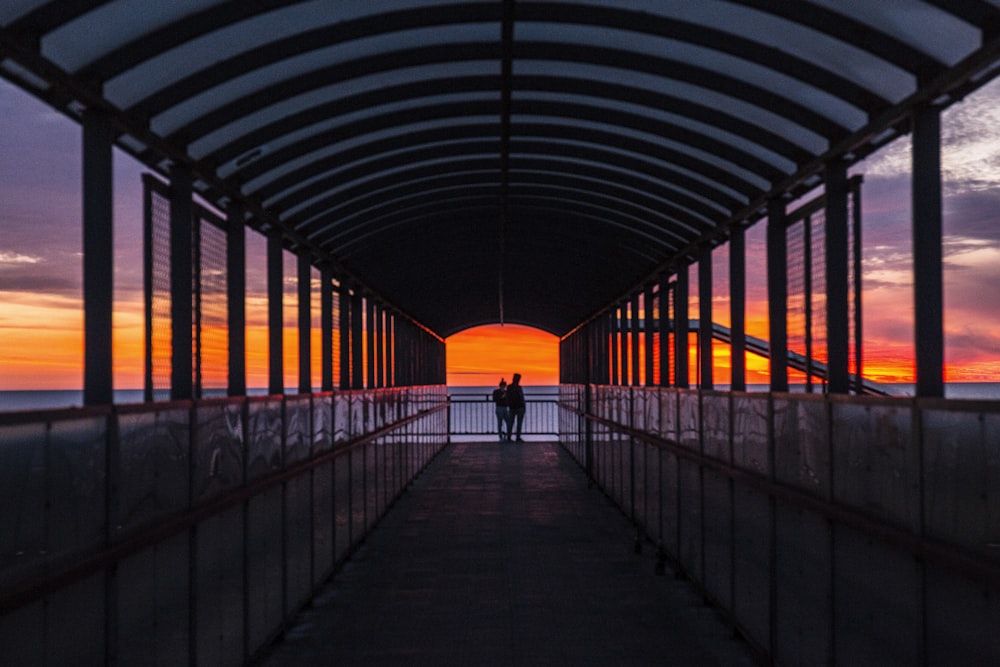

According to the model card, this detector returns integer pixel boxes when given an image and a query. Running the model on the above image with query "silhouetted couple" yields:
[492,373,525,442]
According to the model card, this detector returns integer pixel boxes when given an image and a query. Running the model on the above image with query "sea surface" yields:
[1,383,998,413]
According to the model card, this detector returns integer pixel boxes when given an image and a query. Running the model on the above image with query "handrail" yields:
[560,400,1000,591]
[0,402,448,616]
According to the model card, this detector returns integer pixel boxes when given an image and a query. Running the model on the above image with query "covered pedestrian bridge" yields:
[2,2,999,664]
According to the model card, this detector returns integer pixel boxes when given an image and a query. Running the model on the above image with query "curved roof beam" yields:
[260,133,736,227]
[517,2,894,112]
[320,183,691,254]
[286,157,717,242]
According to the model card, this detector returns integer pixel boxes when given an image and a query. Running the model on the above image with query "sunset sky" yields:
[2,74,999,392]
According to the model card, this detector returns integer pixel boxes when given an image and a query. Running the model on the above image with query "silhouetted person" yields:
[506,373,525,442]
[491,378,509,441]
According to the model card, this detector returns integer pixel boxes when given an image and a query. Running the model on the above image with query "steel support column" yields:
[644,284,655,386]
[675,266,689,389]
[631,293,641,386]
[699,246,713,389]
[226,202,246,397]
[82,109,114,406]
[385,311,394,387]
[618,299,630,387]
[659,273,671,387]
[825,160,850,394]
[339,283,351,390]
[913,105,945,398]
[609,309,619,386]
[375,303,384,388]
[767,199,789,392]
[267,231,283,395]
[297,251,311,394]
[366,298,376,389]
[351,291,364,389]
[321,268,333,392]
[170,165,194,401]
[729,227,746,391]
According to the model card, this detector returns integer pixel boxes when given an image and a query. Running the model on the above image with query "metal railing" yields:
[448,395,560,438]
[557,383,1000,666]
[0,386,449,666]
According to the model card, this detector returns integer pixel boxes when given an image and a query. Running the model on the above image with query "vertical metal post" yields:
[339,284,351,389]
[803,215,813,391]
[375,304,385,388]
[912,105,944,398]
[321,268,333,392]
[767,199,789,392]
[610,309,619,386]
[826,159,850,393]
[644,284,655,386]
[631,293,641,386]
[366,298,376,389]
[620,301,629,386]
[298,251,312,394]
[729,227,746,391]
[852,176,865,394]
[385,312,394,388]
[699,245,713,390]
[143,176,154,402]
[267,230,283,395]
[83,109,115,406]
[170,165,194,401]
[227,203,246,396]
[351,292,364,389]
[675,266,689,389]
[659,274,671,387]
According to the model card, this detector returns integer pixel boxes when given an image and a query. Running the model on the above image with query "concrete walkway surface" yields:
[257,441,762,666]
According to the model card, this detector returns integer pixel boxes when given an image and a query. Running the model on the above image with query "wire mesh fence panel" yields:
[197,212,228,395]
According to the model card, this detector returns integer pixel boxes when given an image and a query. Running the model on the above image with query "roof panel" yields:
[2,0,996,337]
[811,0,981,65]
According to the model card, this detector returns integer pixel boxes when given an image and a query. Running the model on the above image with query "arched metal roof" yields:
[3,1,1000,336]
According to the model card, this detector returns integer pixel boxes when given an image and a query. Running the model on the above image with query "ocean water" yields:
[1,383,998,413]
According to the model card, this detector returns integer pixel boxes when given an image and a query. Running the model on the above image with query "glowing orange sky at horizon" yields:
[446,323,560,387]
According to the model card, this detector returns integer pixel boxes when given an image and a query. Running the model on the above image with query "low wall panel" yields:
[701,392,730,462]
[285,473,313,613]
[732,393,769,477]
[118,534,191,666]
[774,504,832,666]
[284,395,311,466]
[832,400,919,531]
[0,601,43,665]
[702,469,732,609]
[0,424,48,589]
[247,398,283,482]
[833,525,921,666]
[245,486,284,651]
[678,458,703,579]
[922,405,1000,561]
[195,506,245,667]
[117,407,190,532]
[774,396,829,497]
[193,401,244,504]
[46,573,106,666]
[925,563,1000,665]
[334,453,351,562]
[732,485,771,654]
[333,394,350,443]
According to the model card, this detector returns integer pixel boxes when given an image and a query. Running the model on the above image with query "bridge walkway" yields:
[257,441,761,666]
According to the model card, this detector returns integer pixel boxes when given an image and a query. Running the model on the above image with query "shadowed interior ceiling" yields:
[3,1,1000,336]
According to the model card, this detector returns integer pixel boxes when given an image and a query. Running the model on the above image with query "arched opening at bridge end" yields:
[445,323,559,388]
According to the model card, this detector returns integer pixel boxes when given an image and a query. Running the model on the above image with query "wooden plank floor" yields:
[256,441,762,666]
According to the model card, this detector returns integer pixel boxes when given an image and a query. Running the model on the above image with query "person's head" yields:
[499,378,506,387]
[512,373,521,385]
